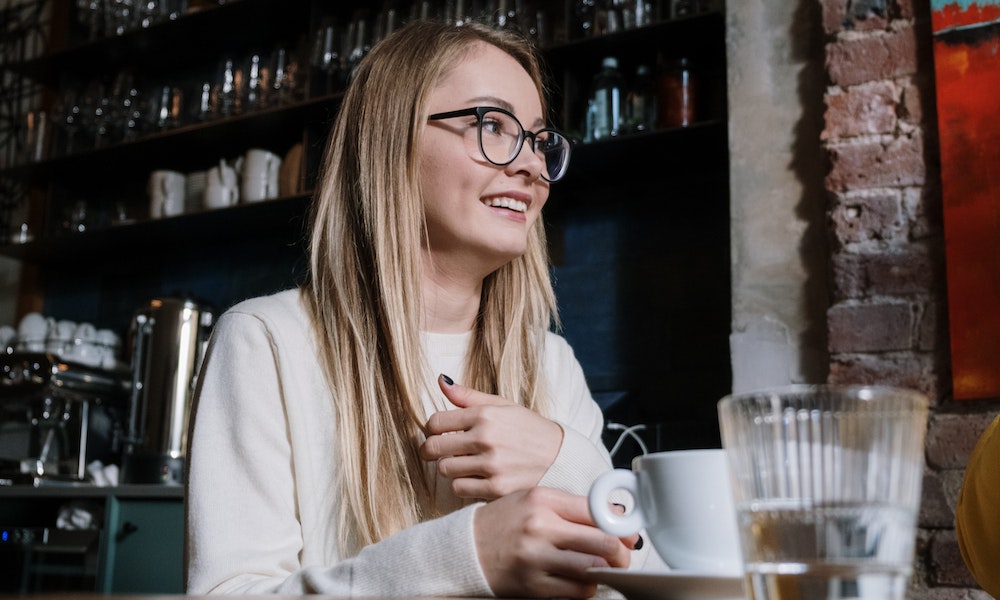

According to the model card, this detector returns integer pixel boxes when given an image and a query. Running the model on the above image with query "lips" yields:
[482,196,528,213]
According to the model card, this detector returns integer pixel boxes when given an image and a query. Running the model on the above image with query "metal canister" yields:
[122,298,213,484]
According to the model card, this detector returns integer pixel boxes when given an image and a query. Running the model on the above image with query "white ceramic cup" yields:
[203,180,239,209]
[241,148,282,203]
[95,328,121,369]
[589,449,742,574]
[148,169,186,218]
[65,322,102,367]
[17,312,48,351]
[45,319,76,355]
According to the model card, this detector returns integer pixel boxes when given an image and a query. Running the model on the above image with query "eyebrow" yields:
[464,95,546,128]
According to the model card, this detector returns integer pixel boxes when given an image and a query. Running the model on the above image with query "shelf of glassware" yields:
[0,93,342,187]
[3,0,312,87]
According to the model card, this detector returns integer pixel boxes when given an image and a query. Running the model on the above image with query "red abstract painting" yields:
[932,1,1000,399]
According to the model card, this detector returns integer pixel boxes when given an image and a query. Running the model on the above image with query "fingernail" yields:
[441,374,454,385]
[634,535,644,551]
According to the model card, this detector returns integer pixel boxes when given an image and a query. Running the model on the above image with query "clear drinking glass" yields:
[717,385,928,600]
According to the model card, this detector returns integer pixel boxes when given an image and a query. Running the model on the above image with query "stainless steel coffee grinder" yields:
[122,298,213,485]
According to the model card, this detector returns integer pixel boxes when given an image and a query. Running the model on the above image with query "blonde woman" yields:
[185,19,646,598]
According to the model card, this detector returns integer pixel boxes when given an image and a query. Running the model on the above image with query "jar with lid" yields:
[657,57,697,128]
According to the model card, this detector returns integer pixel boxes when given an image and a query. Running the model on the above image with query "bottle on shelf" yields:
[586,56,626,141]
[626,64,656,133]
[657,56,697,128]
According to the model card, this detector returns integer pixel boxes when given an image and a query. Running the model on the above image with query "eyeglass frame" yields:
[426,106,572,183]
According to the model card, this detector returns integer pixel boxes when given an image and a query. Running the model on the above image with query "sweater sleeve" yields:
[955,412,1000,599]
[533,334,657,578]
[185,308,493,596]
[537,334,614,495]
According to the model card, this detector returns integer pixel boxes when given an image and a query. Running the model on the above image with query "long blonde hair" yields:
[304,19,558,555]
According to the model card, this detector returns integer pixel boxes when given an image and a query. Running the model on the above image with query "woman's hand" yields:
[474,487,635,598]
[419,374,563,500]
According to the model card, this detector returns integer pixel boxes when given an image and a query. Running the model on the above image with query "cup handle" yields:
[588,468,645,537]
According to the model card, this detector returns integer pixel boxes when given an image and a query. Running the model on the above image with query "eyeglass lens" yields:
[476,109,569,181]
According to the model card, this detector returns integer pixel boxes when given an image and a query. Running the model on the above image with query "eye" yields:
[481,115,505,136]
[535,130,561,151]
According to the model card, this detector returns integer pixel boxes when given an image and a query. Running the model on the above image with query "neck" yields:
[420,253,486,334]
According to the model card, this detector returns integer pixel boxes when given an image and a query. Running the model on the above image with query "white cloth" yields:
[185,288,643,595]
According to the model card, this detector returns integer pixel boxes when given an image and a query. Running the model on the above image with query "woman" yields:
[185,18,646,598]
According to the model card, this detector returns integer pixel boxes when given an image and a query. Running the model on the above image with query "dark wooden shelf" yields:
[542,11,726,72]
[0,193,311,265]
[0,123,728,266]
[556,120,729,193]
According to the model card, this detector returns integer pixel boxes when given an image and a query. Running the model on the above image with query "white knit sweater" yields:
[185,288,648,595]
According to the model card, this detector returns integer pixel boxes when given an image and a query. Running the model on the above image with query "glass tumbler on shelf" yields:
[718,385,929,600]
[244,53,265,112]
[268,47,299,107]
[310,19,344,96]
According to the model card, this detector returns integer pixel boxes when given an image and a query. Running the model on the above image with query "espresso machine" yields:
[0,353,130,484]
[121,298,213,485]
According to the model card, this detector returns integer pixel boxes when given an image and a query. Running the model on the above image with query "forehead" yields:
[431,42,543,120]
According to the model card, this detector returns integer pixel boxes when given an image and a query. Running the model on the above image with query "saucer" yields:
[587,567,744,600]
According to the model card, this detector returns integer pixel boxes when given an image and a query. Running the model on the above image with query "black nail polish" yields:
[634,535,644,550]
[441,374,454,385]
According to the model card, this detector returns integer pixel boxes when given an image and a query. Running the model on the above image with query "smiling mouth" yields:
[482,197,528,213]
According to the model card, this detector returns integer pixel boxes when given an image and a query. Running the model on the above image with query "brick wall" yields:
[818,0,1000,597]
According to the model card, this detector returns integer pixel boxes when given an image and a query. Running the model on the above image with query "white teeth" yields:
[483,197,527,213]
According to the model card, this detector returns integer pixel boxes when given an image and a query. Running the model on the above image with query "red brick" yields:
[829,191,905,244]
[930,530,979,587]
[894,0,916,20]
[826,25,919,86]
[830,246,939,299]
[925,409,1000,469]
[822,81,899,140]
[828,352,943,401]
[828,301,915,352]
[920,471,954,528]
[904,184,944,240]
[822,0,848,35]
[900,79,925,125]
[916,299,947,352]
[825,134,925,192]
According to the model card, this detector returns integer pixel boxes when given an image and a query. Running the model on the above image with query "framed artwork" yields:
[931,0,1000,399]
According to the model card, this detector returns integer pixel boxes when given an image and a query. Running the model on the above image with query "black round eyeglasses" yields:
[427,106,572,183]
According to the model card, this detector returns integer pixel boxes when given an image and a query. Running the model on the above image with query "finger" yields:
[424,407,478,436]
[544,491,640,557]
[518,489,632,568]
[610,503,642,549]
[419,431,483,462]
[554,523,632,570]
[438,373,510,408]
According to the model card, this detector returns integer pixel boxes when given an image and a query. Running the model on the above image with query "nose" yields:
[505,134,546,182]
